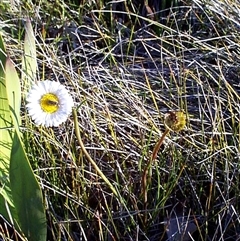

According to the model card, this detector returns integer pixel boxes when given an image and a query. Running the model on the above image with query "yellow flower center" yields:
[40,93,59,113]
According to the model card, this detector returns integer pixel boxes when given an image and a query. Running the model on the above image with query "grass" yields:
[0,0,240,240]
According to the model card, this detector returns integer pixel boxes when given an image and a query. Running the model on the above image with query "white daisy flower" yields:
[26,80,74,127]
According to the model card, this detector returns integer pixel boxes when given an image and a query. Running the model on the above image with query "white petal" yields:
[26,81,74,127]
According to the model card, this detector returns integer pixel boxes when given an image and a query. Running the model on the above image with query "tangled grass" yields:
[0,0,240,240]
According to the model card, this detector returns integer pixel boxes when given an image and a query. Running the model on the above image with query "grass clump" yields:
[0,0,240,240]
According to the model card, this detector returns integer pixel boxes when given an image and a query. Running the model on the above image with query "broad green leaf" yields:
[0,34,18,240]
[10,131,46,241]
[1,33,46,241]
[4,36,46,240]
[5,57,21,127]
[22,19,37,89]
[0,187,17,225]
[0,34,20,229]
[3,52,22,224]
[0,34,13,208]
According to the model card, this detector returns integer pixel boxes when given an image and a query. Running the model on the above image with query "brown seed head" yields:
[164,111,186,132]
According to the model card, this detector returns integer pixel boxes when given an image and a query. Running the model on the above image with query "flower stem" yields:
[141,128,170,219]
[73,108,118,197]
[151,128,170,160]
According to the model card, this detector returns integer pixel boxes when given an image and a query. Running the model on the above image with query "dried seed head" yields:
[164,111,186,132]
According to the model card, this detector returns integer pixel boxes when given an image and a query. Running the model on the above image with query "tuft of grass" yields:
[1,0,240,240]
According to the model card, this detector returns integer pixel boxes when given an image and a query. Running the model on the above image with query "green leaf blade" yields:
[0,33,13,200]
[10,132,47,241]
[22,19,37,88]
[5,56,21,127]
[1,32,46,241]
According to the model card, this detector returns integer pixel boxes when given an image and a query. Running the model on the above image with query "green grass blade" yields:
[0,33,6,65]
[22,19,37,89]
